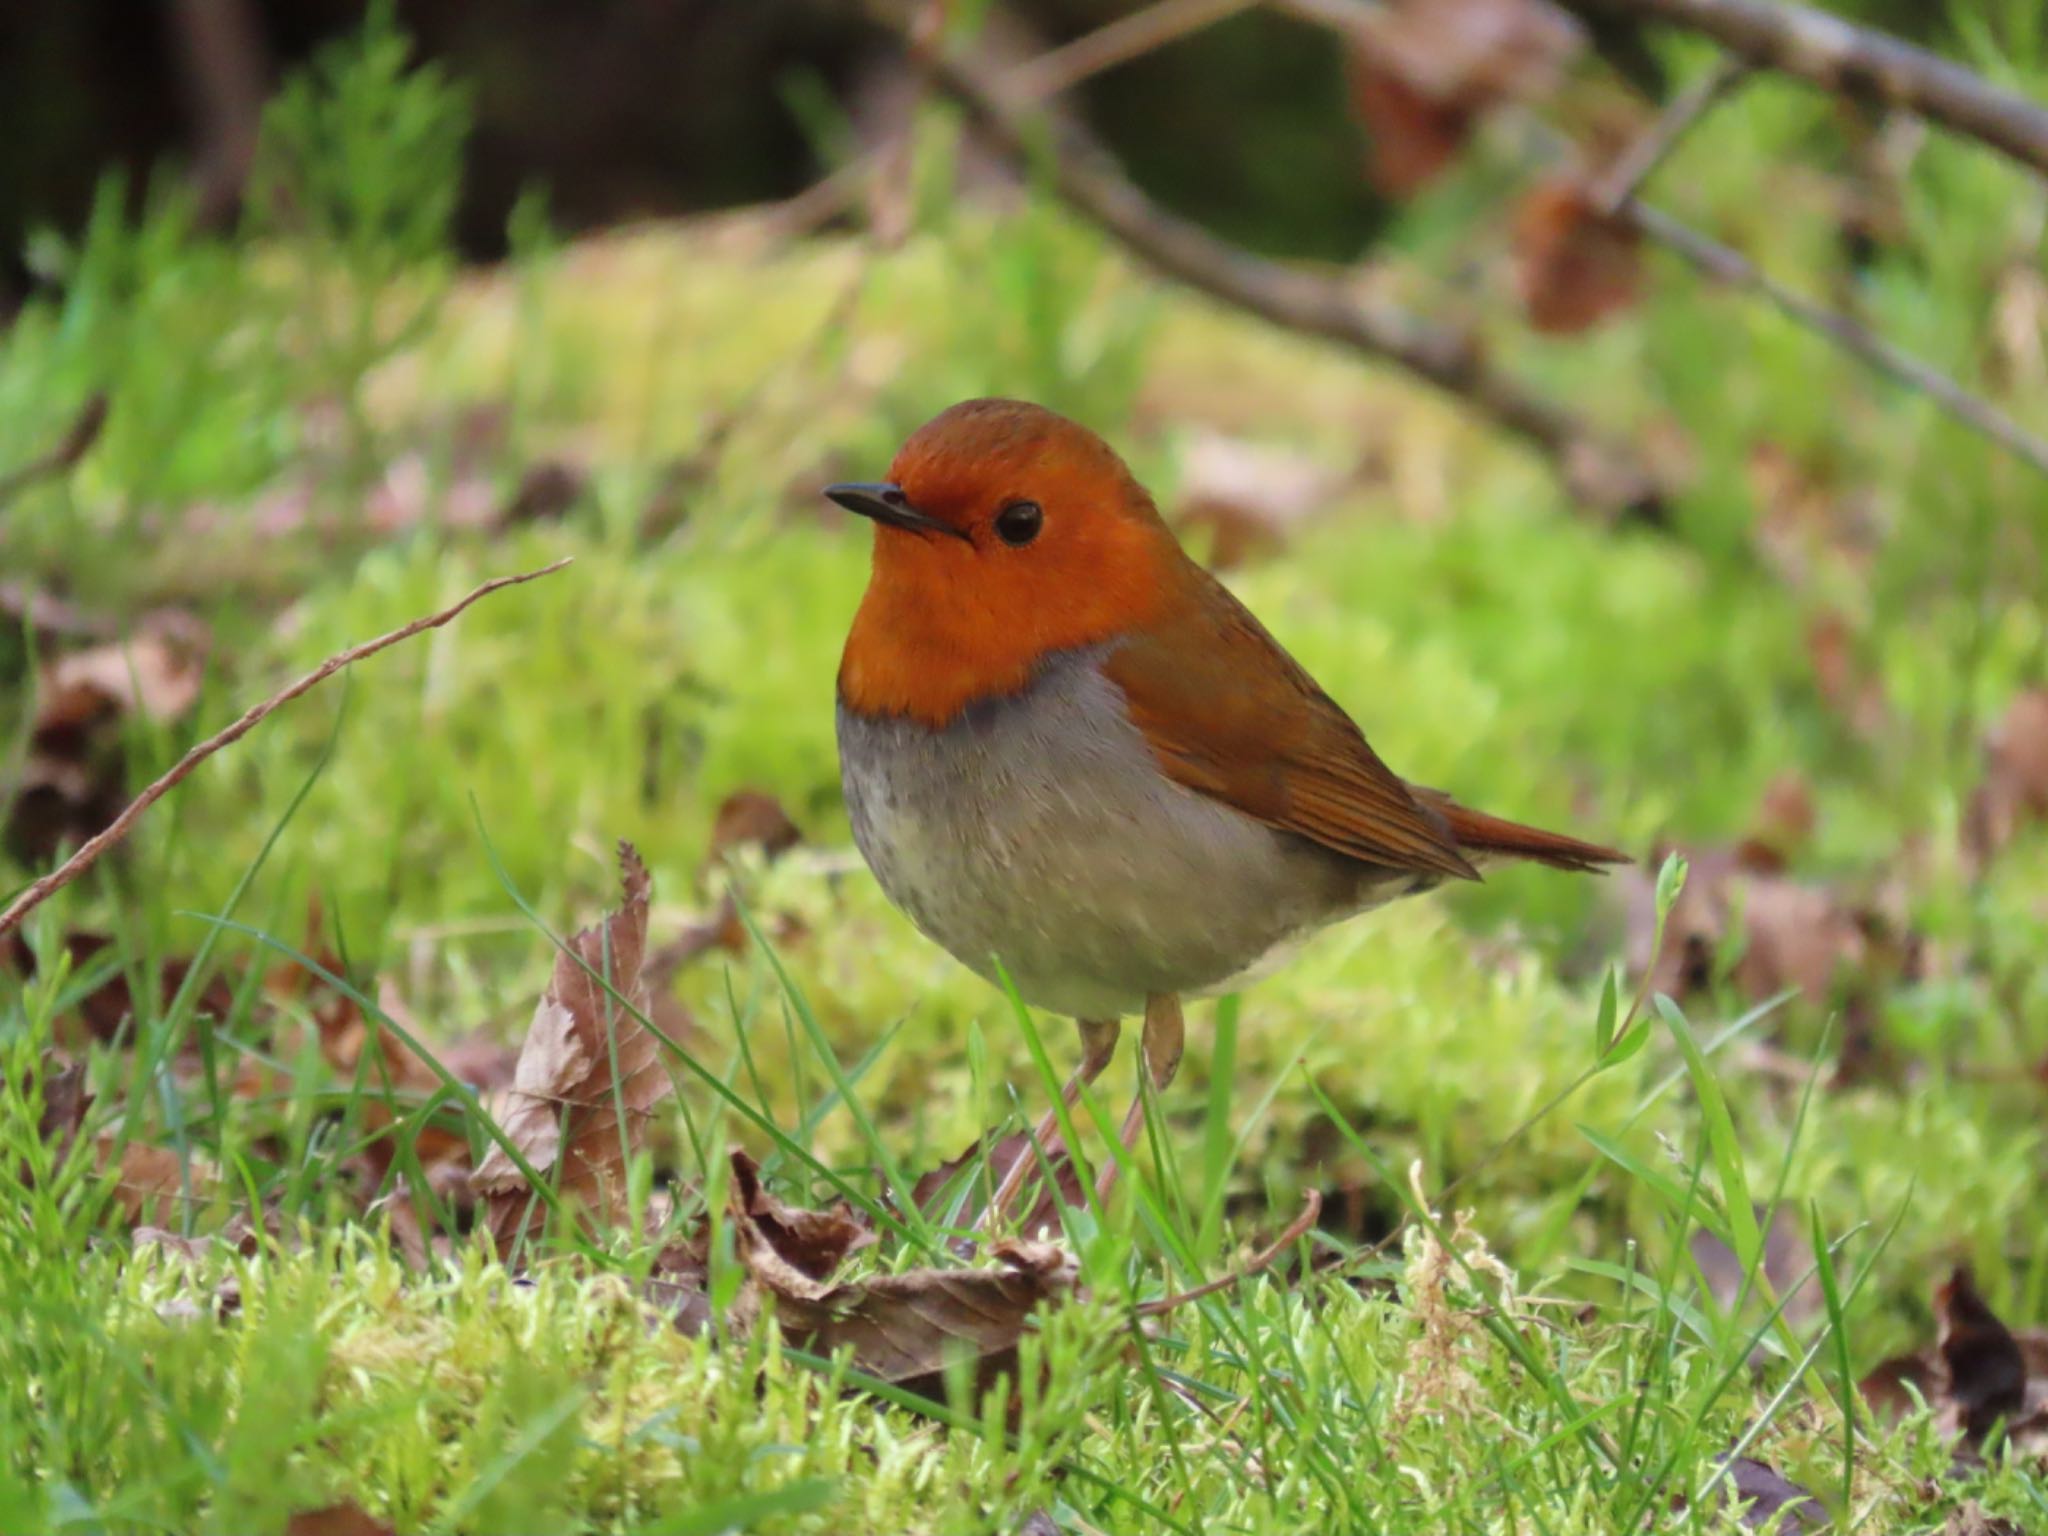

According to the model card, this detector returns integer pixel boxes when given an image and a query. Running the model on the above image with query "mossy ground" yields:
[5,14,2048,1531]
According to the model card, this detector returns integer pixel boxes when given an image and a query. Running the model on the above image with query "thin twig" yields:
[0,559,573,941]
[1009,0,1260,101]
[0,394,109,510]
[1626,200,2048,476]
[1578,0,2048,182]
[1592,56,1750,215]
[928,48,1666,517]
[1135,1189,1323,1315]
[715,0,1259,243]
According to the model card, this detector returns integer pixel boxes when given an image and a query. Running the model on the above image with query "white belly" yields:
[837,646,1413,1019]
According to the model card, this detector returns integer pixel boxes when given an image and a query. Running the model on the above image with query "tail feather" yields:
[1414,788,1630,874]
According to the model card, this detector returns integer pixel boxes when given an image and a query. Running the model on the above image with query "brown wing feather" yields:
[1104,569,1480,881]
[1411,787,1630,873]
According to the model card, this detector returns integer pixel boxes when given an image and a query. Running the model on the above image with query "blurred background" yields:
[0,0,1954,297]
[6,0,2048,1418]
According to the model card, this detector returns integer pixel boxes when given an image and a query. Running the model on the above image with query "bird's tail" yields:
[1415,789,1630,873]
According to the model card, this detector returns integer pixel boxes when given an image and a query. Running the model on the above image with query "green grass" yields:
[5,7,2048,1532]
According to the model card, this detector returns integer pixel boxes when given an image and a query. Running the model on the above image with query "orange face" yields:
[834,399,1179,725]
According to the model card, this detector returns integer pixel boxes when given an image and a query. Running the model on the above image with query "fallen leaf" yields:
[1748,445,1882,590]
[1938,1267,2028,1446]
[707,788,803,868]
[1,931,241,1050]
[1621,844,1869,1006]
[1512,177,1644,335]
[1347,65,1477,199]
[908,1126,1087,1246]
[1736,771,1817,873]
[1945,1503,2025,1536]
[35,610,209,730]
[472,842,677,1252]
[1805,610,1889,741]
[731,1150,872,1280]
[100,1137,214,1226]
[1719,1455,1825,1531]
[33,1055,91,1152]
[646,789,808,982]
[1172,432,1341,570]
[1344,0,1583,196]
[1689,1207,1820,1334]
[648,1150,1081,1403]
[1964,687,2048,871]
[284,1504,396,1536]
[745,1228,1077,1399]
[5,610,210,864]
[1861,1265,2048,1460]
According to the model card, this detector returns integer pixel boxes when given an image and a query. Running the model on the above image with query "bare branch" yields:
[1592,57,1750,214]
[928,50,1666,517]
[0,394,109,511]
[0,559,573,941]
[1009,0,1260,101]
[1579,0,2048,182]
[1624,200,2048,476]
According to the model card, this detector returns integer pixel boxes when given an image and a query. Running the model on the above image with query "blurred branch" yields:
[928,48,1667,518]
[0,559,573,943]
[1579,0,2048,182]
[1580,57,2048,478]
[165,0,270,223]
[1592,57,1749,214]
[1625,201,2048,476]
[1009,0,1260,100]
[0,394,109,512]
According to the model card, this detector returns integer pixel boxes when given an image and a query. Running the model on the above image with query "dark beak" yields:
[823,482,969,542]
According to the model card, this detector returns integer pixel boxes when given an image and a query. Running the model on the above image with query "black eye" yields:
[994,500,1043,546]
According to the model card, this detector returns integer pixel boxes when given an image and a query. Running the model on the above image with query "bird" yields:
[827,398,1626,1216]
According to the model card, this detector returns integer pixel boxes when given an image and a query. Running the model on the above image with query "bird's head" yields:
[831,399,1180,725]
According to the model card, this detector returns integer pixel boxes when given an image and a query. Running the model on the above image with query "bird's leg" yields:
[987,1016,1119,1224]
[1100,992,1185,1202]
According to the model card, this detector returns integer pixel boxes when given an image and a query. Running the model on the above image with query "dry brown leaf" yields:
[908,1125,1087,1247]
[1344,0,1582,196]
[1738,771,1817,873]
[284,1504,396,1536]
[649,1150,1080,1403]
[1805,611,1889,741]
[1512,177,1644,335]
[707,788,803,868]
[0,931,240,1050]
[31,1054,91,1153]
[744,1227,1077,1399]
[1719,1456,1825,1531]
[1173,433,1340,571]
[731,1150,872,1280]
[6,610,210,864]
[1747,444,1881,589]
[1945,1503,2026,1536]
[472,842,676,1252]
[1690,1208,1820,1335]
[1348,65,1478,199]
[1964,687,2048,871]
[646,788,809,983]
[100,1137,214,1226]
[1860,1266,2048,1460]
[1937,1267,2029,1446]
[1622,844,1871,1006]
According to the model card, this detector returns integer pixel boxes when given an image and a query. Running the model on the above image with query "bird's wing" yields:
[1103,570,1480,880]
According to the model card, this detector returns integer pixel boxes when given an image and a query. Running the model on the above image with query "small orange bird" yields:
[828,399,1626,1211]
